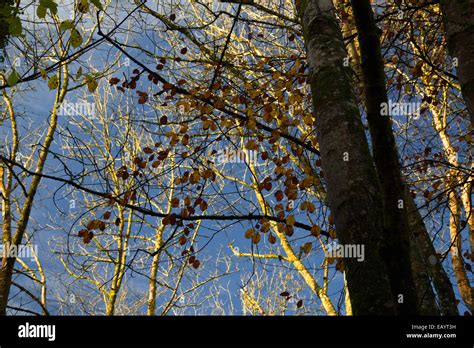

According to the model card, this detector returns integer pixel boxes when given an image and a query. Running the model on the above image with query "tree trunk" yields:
[405,189,459,315]
[350,0,420,315]
[298,0,396,315]
[440,0,474,126]
[408,218,440,315]
[0,63,68,315]
[448,190,474,312]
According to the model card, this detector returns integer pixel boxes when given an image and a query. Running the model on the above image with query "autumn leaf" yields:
[86,219,106,231]
[252,232,261,244]
[245,229,254,239]
[47,76,59,90]
[85,75,98,93]
[286,215,295,226]
[275,190,284,202]
[192,259,200,269]
[301,242,312,254]
[311,225,320,237]
[268,233,276,244]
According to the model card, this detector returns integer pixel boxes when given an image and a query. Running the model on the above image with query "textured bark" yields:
[408,221,439,315]
[350,0,419,315]
[405,190,459,315]
[448,191,474,312]
[440,0,474,126]
[299,0,396,315]
[147,226,165,316]
[336,0,363,90]
[429,90,472,314]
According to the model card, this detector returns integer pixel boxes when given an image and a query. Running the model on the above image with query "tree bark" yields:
[448,190,474,312]
[298,0,396,315]
[408,218,440,315]
[405,189,459,315]
[440,0,474,126]
[350,0,419,315]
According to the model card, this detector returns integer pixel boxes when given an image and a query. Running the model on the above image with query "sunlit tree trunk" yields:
[0,63,68,315]
[448,190,474,311]
[298,0,396,315]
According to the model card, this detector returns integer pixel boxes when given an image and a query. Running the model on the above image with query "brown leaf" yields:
[192,259,200,269]
[86,219,105,231]
[109,77,120,85]
[311,225,320,237]
[302,242,312,254]
[268,233,276,244]
[252,232,261,244]
[78,229,88,237]
[245,229,254,239]
[286,215,295,226]
[275,190,284,202]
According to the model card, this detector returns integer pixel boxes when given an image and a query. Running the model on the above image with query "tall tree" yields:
[349,0,420,315]
[440,0,474,126]
[298,0,396,314]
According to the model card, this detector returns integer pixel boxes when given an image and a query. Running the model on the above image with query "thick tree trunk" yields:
[440,0,474,126]
[408,219,439,315]
[405,190,459,315]
[349,0,419,315]
[299,0,396,315]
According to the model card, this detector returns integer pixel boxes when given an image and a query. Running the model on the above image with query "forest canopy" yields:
[0,0,472,317]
